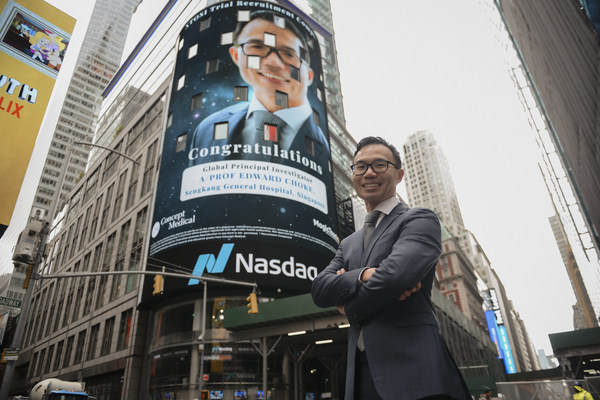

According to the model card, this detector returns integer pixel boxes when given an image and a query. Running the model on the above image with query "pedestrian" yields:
[573,381,595,400]
[479,386,492,400]
[312,136,471,399]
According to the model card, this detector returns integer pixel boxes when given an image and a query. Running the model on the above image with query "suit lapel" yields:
[360,203,408,266]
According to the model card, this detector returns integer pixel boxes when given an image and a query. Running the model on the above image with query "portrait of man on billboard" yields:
[189,10,329,165]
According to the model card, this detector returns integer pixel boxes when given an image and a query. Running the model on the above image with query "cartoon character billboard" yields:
[147,2,338,297]
[0,0,74,227]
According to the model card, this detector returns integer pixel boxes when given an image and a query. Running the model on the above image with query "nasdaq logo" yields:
[188,243,234,285]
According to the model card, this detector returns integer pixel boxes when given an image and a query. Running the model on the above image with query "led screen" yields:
[146,2,337,300]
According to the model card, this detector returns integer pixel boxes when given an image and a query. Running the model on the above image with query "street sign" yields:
[3,348,19,361]
[0,297,21,308]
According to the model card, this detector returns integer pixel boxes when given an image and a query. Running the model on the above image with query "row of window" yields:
[28,308,133,379]
[25,207,148,348]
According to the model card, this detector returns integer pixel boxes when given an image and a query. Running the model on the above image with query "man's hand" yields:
[358,267,421,301]
[399,282,422,301]
[360,267,376,283]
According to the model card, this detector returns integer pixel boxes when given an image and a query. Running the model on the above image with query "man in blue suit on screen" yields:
[312,137,471,400]
[189,10,329,165]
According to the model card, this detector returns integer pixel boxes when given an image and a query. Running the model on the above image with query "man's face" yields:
[352,144,404,211]
[230,18,313,112]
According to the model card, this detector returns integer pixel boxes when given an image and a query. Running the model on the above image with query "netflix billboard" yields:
[146,2,338,299]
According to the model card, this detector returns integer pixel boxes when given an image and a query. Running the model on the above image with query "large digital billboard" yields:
[147,2,338,298]
[0,0,74,227]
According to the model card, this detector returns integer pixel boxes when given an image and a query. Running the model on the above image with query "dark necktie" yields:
[363,210,380,249]
[253,110,287,145]
[358,210,380,351]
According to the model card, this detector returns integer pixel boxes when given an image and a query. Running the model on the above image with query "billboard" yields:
[147,2,338,298]
[0,0,75,226]
[487,289,517,374]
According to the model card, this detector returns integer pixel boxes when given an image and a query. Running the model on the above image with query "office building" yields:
[491,0,600,321]
[403,130,465,237]
[549,215,598,329]
[403,129,540,372]
[11,1,499,398]
[31,0,140,223]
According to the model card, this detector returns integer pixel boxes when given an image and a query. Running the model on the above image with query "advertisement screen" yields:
[146,2,338,299]
[0,0,75,226]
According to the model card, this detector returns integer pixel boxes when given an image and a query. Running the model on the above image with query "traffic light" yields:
[23,264,34,289]
[152,274,164,295]
[246,292,258,314]
[200,390,209,399]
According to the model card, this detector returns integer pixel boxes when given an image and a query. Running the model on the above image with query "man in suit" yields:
[312,137,471,400]
[189,10,329,166]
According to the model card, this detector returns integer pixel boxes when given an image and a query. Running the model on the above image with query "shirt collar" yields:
[373,196,400,216]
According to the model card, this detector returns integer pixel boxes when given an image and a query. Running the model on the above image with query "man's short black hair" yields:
[354,136,402,169]
[233,10,311,65]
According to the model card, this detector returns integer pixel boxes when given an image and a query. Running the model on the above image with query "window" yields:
[126,156,141,210]
[44,345,54,374]
[117,309,133,350]
[304,136,315,156]
[101,317,115,356]
[176,133,187,153]
[64,335,75,367]
[30,352,38,378]
[233,86,248,102]
[191,93,203,110]
[82,278,96,316]
[141,140,157,195]
[206,58,219,74]
[95,275,109,310]
[87,324,100,360]
[199,17,211,31]
[36,348,46,376]
[177,75,185,91]
[99,184,114,232]
[53,340,64,370]
[62,282,73,329]
[221,31,233,45]
[112,171,127,221]
[213,122,228,140]
[275,91,288,108]
[103,233,116,270]
[89,194,102,240]
[312,109,320,126]
[188,43,198,59]
[74,330,86,364]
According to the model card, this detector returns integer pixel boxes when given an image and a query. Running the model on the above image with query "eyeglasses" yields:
[350,160,398,176]
[239,42,304,68]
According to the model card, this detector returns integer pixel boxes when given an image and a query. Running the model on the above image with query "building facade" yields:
[31,0,141,223]
[493,0,600,322]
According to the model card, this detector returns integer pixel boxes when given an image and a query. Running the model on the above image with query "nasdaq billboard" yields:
[147,2,338,298]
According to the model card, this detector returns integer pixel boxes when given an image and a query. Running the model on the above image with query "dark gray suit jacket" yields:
[312,204,470,400]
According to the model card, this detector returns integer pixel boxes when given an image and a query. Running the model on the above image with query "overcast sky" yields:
[11,0,576,356]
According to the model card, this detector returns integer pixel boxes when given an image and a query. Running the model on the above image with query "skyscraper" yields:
[402,129,540,372]
[31,0,140,222]
[403,130,465,237]
[549,215,598,329]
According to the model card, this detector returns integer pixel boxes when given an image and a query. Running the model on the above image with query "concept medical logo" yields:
[188,243,234,285]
